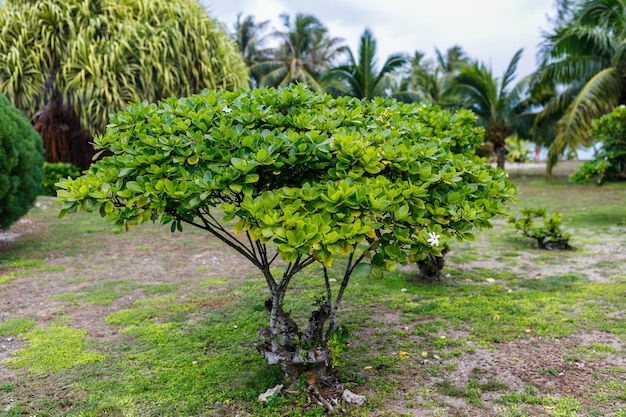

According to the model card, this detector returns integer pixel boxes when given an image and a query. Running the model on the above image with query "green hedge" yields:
[0,93,44,230]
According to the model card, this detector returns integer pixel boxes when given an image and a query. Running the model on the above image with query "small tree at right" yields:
[571,106,626,185]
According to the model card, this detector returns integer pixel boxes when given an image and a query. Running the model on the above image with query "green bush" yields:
[57,84,516,381]
[41,162,81,196]
[0,92,44,230]
[505,136,533,163]
[509,208,571,250]
[571,106,626,185]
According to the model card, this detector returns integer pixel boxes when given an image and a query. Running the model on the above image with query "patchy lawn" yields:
[1,162,626,416]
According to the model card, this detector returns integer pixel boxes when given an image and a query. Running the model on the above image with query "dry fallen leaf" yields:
[304,372,317,385]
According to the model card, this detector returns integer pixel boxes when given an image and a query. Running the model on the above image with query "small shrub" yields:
[505,136,533,163]
[41,162,81,196]
[0,92,44,230]
[571,106,626,185]
[509,208,571,250]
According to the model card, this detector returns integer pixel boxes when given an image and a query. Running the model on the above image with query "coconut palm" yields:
[233,13,271,87]
[399,51,440,103]
[447,49,528,169]
[398,46,469,106]
[0,0,249,168]
[251,13,345,92]
[322,28,407,99]
[435,45,470,74]
[536,0,626,172]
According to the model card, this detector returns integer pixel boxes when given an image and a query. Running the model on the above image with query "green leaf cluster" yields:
[0,92,44,230]
[509,208,571,250]
[58,84,516,269]
[571,105,626,185]
[41,162,81,196]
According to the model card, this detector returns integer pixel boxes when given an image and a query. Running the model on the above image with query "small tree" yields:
[57,85,515,387]
[571,106,626,185]
[0,92,44,230]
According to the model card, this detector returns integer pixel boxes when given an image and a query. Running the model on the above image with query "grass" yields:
[3,323,106,375]
[0,168,626,416]
[0,318,36,336]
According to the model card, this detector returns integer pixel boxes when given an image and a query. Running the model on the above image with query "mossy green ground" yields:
[1,166,625,416]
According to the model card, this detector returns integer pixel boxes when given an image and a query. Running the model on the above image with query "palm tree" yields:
[435,45,470,73]
[322,28,407,99]
[398,51,438,103]
[447,49,528,169]
[232,14,271,87]
[536,0,626,172]
[398,46,469,106]
[251,13,345,92]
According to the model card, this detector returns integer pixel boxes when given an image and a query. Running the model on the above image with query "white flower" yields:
[222,105,232,114]
[427,232,440,247]
[401,288,407,292]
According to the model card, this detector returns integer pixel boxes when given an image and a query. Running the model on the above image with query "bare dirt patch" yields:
[0,202,259,387]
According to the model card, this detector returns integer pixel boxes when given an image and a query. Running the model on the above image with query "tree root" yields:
[307,383,347,415]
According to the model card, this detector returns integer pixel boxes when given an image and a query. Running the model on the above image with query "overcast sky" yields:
[203,0,555,81]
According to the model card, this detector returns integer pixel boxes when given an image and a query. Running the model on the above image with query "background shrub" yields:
[41,162,81,196]
[0,93,44,230]
[509,208,571,250]
[571,106,626,185]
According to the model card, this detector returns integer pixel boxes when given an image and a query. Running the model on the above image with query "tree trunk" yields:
[487,125,509,170]
[413,248,448,282]
[495,146,506,169]
[31,92,95,169]
[534,146,541,163]
[257,294,332,380]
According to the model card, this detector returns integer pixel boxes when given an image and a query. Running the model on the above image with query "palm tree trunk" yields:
[488,126,509,170]
[32,92,94,169]
[495,146,506,169]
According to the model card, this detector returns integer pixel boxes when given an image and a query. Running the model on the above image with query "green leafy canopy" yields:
[57,84,516,271]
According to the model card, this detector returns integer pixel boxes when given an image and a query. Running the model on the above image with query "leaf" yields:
[244,174,259,183]
[229,183,243,193]
[352,263,370,279]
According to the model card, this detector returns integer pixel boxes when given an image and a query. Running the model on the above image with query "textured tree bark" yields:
[258,294,332,379]
[32,92,94,169]
[413,248,448,281]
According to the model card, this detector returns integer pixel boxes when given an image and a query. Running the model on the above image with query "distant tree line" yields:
[231,0,626,175]
[0,0,624,178]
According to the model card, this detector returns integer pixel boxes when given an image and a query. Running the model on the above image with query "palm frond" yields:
[552,67,621,168]
[499,48,523,97]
